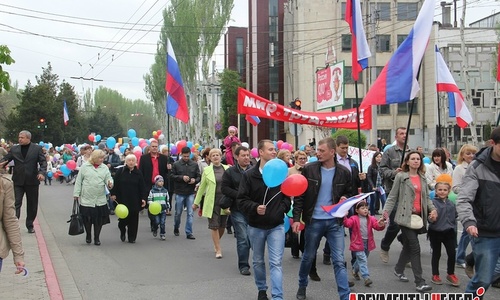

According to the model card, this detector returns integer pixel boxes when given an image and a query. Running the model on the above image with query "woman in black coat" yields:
[110,154,147,243]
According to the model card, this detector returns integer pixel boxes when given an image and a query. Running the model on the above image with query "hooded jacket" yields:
[457,146,500,237]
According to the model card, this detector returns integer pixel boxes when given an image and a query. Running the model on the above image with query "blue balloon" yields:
[106,137,117,149]
[262,158,288,188]
[423,156,431,164]
[39,141,44,146]
[131,137,139,147]
[60,165,71,176]
[127,129,137,138]
[119,145,127,154]
[383,144,393,152]
[308,156,318,163]
[187,141,193,148]
[45,143,50,150]
[299,145,306,151]
[284,216,290,232]
[95,134,101,142]
[429,190,435,200]
[47,171,53,178]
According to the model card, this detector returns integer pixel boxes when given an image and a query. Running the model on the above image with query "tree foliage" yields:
[0,45,15,92]
[144,0,234,126]
[331,129,367,149]
[219,69,244,133]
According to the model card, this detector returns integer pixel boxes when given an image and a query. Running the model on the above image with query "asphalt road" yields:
[38,183,500,300]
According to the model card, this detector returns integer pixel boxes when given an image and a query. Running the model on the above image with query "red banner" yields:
[237,88,372,130]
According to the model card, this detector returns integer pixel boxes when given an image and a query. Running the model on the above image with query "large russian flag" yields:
[435,45,472,128]
[360,0,435,109]
[345,0,371,81]
[165,39,189,123]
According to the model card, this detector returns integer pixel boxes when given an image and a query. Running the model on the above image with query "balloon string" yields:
[264,190,282,207]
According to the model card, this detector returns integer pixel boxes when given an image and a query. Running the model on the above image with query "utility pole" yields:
[368,0,378,145]
[459,0,478,146]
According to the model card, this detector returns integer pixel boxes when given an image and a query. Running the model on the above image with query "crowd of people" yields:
[1,125,500,300]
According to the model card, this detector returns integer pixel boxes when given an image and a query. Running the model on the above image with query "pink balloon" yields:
[282,142,290,150]
[287,143,294,151]
[66,160,77,170]
[277,140,284,149]
[251,147,258,158]
[177,140,187,150]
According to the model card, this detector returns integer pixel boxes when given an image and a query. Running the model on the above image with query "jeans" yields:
[456,230,471,264]
[247,224,285,300]
[231,211,251,271]
[466,237,500,297]
[369,190,386,216]
[174,193,194,235]
[153,210,167,235]
[380,210,400,252]
[299,218,350,300]
[395,226,425,286]
[353,239,370,279]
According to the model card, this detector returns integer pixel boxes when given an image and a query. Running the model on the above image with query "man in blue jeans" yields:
[171,146,200,239]
[292,137,353,300]
[457,126,500,299]
[221,146,253,276]
[238,140,291,300]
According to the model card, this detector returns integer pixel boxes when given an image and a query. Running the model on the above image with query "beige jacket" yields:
[0,175,24,263]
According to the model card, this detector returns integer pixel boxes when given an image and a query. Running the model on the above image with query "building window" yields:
[236,37,244,76]
[377,3,391,21]
[344,67,363,84]
[397,98,418,114]
[376,35,391,52]
[343,98,357,109]
[377,105,390,115]
[378,130,392,145]
[342,34,351,52]
[397,3,418,21]
[397,34,408,47]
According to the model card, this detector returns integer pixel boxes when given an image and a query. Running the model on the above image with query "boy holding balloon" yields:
[148,175,170,240]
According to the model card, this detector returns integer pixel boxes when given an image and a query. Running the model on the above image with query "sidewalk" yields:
[0,205,81,299]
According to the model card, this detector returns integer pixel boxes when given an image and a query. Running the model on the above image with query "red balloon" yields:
[177,140,187,149]
[157,130,162,135]
[53,172,60,179]
[66,160,77,170]
[88,134,94,142]
[281,174,308,197]
[277,140,284,149]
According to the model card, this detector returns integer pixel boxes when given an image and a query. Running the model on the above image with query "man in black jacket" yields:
[221,146,252,276]
[292,137,353,300]
[0,130,47,233]
[238,139,291,300]
[139,140,169,231]
[171,146,200,239]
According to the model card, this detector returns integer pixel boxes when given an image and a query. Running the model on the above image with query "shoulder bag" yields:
[68,199,84,235]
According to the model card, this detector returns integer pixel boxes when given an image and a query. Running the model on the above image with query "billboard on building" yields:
[316,61,344,110]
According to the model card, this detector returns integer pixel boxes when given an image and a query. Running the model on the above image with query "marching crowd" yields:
[0,125,499,300]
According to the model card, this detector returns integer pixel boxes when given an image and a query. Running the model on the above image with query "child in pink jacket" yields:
[344,201,385,286]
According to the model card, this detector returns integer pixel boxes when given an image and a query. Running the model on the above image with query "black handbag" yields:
[219,195,232,209]
[68,199,84,236]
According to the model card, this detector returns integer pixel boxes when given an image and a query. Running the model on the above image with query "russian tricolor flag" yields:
[322,192,374,218]
[63,100,69,126]
[435,46,472,128]
[245,115,260,126]
[165,39,189,123]
[360,0,435,109]
[345,0,371,81]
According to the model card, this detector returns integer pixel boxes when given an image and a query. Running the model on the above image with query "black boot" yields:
[94,224,102,246]
[83,218,92,244]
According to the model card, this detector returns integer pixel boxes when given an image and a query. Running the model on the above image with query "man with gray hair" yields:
[0,130,47,233]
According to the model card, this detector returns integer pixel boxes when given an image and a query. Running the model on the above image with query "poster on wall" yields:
[316,61,344,110]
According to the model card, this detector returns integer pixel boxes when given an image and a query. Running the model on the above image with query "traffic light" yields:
[290,98,302,110]
[38,118,47,129]
[39,118,45,124]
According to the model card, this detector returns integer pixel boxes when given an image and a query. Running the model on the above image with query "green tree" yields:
[0,45,15,92]
[332,129,367,148]
[219,69,244,133]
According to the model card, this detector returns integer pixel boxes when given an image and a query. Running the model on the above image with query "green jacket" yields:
[73,162,113,208]
[194,164,229,218]
[383,172,435,229]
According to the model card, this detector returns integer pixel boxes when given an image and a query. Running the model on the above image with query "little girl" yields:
[344,201,385,286]
[428,181,460,287]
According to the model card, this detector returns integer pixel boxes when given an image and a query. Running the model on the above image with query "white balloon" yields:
[133,146,142,153]
[241,142,249,148]
[158,134,165,140]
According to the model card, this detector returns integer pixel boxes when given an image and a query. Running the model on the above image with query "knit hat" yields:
[154,175,164,183]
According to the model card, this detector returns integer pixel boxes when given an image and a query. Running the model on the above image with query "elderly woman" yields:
[0,174,25,273]
[110,154,147,243]
[288,150,307,176]
[277,149,293,167]
[193,148,229,258]
[73,149,114,246]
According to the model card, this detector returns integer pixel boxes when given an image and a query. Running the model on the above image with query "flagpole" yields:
[354,80,363,173]
[400,97,416,167]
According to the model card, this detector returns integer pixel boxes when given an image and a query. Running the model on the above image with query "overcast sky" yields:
[1,0,497,101]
